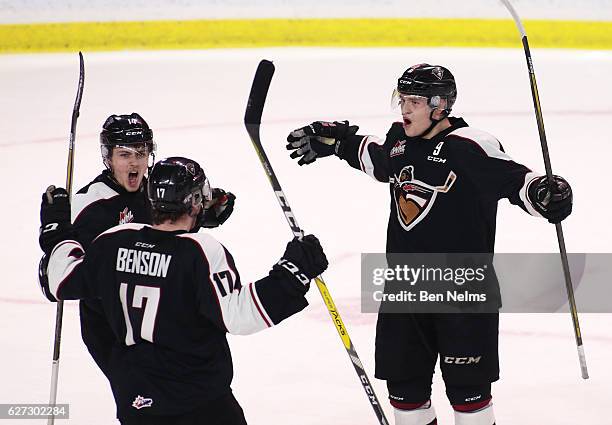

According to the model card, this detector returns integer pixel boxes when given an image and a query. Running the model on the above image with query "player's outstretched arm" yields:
[287,120,392,182]
[525,175,573,223]
[248,234,329,328]
[286,120,359,165]
[191,233,328,335]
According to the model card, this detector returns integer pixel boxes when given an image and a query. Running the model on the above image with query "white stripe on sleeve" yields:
[519,171,544,218]
[47,240,84,299]
[358,135,385,180]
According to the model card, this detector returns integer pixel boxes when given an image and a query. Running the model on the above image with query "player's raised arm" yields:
[38,185,100,302]
[185,232,327,335]
[286,120,392,182]
[446,128,572,223]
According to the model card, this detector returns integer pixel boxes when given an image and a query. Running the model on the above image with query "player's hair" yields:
[151,209,186,225]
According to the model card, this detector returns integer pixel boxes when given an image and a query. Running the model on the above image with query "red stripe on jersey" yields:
[68,248,84,259]
[249,283,271,327]
[185,238,229,332]
[390,400,429,410]
[55,259,84,299]
[52,239,79,253]
[221,246,242,291]
[452,397,492,412]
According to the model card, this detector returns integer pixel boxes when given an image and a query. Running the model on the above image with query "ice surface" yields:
[0,47,611,424]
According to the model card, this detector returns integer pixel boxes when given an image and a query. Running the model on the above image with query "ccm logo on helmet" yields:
[125,130,143,136]
[443,356,482,365]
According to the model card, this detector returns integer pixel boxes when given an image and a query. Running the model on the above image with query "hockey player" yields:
[38,156,328,424]
[285,64,572,425]
[38,113,235,383]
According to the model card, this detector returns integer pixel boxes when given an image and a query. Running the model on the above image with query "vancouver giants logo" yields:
[392,165,456,231]
[119,207,134,225]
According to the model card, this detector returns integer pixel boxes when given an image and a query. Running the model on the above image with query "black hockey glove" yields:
[39,185,74,255]
[527,175,573,223]
[273,235,329,291]
[286,120,359,165]
[199,188,236,229]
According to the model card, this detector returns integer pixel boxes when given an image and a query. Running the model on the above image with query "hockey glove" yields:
[527,175,573,223]
[39,185,74,255]
[273,235,329,291]
[199,188,236,229]
[286,120,359,165]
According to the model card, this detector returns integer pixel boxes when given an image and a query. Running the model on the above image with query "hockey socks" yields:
[392,400,437,425]
[453,398,495,425]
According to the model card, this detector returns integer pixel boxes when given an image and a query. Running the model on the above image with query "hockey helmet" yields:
[148,157,212,213]
[100,113,156,168]
[392,63,457,116]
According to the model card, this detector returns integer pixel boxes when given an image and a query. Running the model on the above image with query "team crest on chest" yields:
[390,140,406,157]
[392,165,457,231]
[119,207,134,225]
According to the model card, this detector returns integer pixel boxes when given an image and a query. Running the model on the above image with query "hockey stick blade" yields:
[243,59,389,424]
[66,51,85,196]
[245,59,275,126]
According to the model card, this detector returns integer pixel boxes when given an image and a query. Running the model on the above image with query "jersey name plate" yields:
[116,248,172,278]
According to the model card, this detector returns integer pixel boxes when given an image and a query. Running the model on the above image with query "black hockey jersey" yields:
[72,170,152,249]
[70,170,152,379]
[45,224,309,419]
[340,118,544,254]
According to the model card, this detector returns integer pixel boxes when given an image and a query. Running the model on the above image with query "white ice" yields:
[1,47,611,424]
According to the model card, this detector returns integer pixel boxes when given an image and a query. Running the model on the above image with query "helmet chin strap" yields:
[416,109,442,138]
[416,102,453,138]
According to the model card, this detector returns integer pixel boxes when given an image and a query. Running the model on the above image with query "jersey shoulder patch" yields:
[447,127,511,161]
[72,181,119,222]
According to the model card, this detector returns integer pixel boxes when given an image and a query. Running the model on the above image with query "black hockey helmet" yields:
[148,157,212,213]
[394,63,457,116]
[100,113,156,168]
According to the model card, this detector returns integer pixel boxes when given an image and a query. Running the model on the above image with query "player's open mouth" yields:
[128,171,139,185]
[403,118,412,126]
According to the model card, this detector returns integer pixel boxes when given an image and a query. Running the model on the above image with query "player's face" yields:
[108,145,149,192]
[399,94,433,137]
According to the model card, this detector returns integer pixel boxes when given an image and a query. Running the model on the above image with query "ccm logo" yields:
[427,155,446,163]
[443,356,482,365]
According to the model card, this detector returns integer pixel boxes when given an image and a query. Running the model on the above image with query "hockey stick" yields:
[47,52,84,425]
[500,0,588,379]
[244,60,389,425]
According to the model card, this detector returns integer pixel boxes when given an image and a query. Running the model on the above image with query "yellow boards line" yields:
[1,18,611,53]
